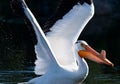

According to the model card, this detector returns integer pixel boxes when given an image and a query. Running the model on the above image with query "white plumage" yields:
[25,2,94,83]
[11,0,113,84]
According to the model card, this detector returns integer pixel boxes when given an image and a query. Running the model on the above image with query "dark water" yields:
[0,70,34,83]
[0,62,120,84]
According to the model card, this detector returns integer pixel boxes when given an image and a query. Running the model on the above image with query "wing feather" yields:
[43,0,93,33]
[45,1,94,67]
[23,5,59,75]
[11,0,59,75]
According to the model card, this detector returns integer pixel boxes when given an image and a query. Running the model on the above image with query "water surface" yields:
[0,61,120,84]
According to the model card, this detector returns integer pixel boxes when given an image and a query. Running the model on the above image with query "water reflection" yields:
[84,61,120,84]
[85,73,120,84]
[0,69,35,83]
[0,62,120,84]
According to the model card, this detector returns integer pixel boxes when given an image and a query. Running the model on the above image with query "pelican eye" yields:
[81,43,85,47]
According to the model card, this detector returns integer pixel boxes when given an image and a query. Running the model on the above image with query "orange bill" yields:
[78,43,114,67]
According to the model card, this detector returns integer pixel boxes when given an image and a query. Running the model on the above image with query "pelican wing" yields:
[11,0,59,75]
[44,0,94,68]
[23,4,59,75]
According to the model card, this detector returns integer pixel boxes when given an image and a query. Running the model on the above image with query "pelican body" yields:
[11,0,114,84]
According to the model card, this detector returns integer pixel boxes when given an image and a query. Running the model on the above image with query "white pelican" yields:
[11,0,114,84]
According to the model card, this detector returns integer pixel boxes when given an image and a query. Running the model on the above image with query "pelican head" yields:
[76,40,114,67]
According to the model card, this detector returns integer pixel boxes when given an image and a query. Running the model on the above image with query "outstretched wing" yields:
[11,0,59,75]
[43,0,93,33]
[43,0,94,67]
